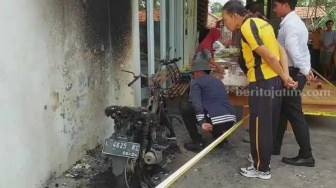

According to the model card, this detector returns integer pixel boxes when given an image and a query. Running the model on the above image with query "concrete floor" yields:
[170,115,336,188]
[47,104,336,188]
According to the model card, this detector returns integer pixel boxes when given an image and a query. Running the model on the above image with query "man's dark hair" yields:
[274,0,297,10]
[245,2,267,20]
[326,20,334,26]
[222,0,248,17]
[248,2,265,16]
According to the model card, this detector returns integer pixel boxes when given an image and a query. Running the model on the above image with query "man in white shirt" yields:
[273,0,315,167]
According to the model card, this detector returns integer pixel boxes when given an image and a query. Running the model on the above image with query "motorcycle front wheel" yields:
[160,111,176,137]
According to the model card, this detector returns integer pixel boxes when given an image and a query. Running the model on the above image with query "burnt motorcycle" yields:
[102,50,182,188]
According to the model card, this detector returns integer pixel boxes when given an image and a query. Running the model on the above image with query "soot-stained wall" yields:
[0,0,136,187]
[108,0,137,104]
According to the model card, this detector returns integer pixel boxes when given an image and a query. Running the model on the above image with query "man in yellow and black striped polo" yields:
[222,0,297,180]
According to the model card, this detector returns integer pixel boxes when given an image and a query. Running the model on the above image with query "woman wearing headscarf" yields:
[194,28,225,73]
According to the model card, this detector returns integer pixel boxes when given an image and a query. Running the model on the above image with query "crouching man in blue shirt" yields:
[183,59,236,152]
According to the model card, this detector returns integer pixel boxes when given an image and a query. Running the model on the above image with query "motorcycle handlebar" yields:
[128,75,141,87]
[124,56,181,87]
[161,57,181,66]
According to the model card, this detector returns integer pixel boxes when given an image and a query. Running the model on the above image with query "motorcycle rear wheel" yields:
[115,159,152,188]
[115,168,140,188]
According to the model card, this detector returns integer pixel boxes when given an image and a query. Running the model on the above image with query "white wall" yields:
[0,0,136,187]
[183,0,199,66]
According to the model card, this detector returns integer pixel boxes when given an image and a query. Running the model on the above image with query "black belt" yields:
[288,67,303,76]
[288,66,300,72]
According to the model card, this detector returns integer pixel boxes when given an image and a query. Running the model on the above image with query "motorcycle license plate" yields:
[102,139,140,159]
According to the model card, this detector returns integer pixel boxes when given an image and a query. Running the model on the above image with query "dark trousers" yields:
[180,103,202,143]
[180,103,234,142]
[249,76,282,172]
[311,49,320,72]
[273,68,313,158]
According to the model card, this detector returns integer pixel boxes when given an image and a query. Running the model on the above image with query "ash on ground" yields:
[45,143,180,188]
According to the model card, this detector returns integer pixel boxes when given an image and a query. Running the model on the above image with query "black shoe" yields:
[282,156,315,167]
[184,142,204,152]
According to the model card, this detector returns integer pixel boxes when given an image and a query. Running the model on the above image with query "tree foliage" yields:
[139,0,146,10]
[213,12,222,18]
[211,2,223,14]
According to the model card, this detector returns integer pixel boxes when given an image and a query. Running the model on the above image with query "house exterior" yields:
[295,6,327,19]
[295,6,327,29]
[207,12,220,28]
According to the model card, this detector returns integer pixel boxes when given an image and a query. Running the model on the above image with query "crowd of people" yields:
[310,20,336,79]
[180,0,323,180]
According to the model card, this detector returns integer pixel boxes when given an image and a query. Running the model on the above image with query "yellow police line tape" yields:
[304,111,336,117]
[156,115,249,188]
[304,69,336,117]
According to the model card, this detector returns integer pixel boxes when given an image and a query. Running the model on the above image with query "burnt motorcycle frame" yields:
[103,48,183,188]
